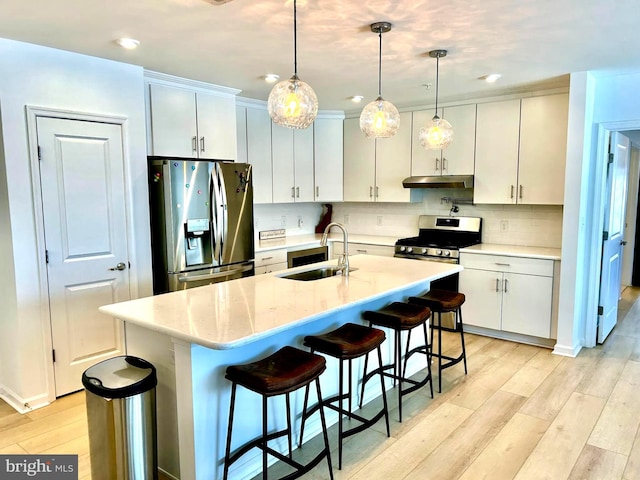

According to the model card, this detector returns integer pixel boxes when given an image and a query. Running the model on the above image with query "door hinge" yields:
[603,231,609,241]
[52,349,56,363]
[37,145,42,161]
[45,250,49,263]
[608,152,614,163]
[597,305,604,316]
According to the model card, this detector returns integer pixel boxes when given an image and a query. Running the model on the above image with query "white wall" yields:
[0,38,151,408]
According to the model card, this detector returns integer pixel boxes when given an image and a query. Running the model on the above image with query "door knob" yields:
[109,262,127,271]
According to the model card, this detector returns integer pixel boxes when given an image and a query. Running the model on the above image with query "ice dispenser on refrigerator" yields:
[148,158,255,293]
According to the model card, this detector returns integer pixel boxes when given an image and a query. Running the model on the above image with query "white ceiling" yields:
[1,0,639,111]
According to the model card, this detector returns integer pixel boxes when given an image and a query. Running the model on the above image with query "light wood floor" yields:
[3,287,640,480]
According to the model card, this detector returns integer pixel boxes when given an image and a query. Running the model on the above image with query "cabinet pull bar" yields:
[443,157,448,171]
[375,186,379,198]
[200,136,205,152]
[495,278,500,292]
[296,187,300,198]
[495,263,511,266]
[510,185,514,199]
[356,249,368,253]
[370,186,373,198]
[519,185,523,199]
[504,278,508,293]
[192,136,197,153]
[291,187,295,198]
[316,186,319,197]
[435,158,440,172]
[261,256,273,261]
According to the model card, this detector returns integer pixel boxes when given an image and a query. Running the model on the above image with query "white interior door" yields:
[37,116,130,395]
[598,132,630,343]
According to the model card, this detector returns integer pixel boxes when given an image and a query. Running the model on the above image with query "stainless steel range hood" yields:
[402,175,474,189]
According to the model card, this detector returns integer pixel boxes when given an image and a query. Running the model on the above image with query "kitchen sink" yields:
[278,266,357,281]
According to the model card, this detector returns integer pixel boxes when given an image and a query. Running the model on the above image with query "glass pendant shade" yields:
[360,96,400,138]
[419,114,454,149]
[268,74,318,129]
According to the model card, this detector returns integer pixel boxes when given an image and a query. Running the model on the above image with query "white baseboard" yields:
[0,384,51,414]
[552,342,582,357]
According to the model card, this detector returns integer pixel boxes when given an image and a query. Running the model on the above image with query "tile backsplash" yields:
[255,189,563,248]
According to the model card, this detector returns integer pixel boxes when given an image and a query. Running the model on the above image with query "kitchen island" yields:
[99,255,461,480]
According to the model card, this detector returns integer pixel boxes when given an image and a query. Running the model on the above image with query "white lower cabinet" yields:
[254,248,288,275]
[460,253,554,338]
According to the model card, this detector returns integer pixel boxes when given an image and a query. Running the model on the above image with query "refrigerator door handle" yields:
[210,165,225,264]
[177,264,254,283]
[217,163,229,261]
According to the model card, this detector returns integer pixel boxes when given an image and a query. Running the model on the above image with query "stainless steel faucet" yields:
[320,222,350,276]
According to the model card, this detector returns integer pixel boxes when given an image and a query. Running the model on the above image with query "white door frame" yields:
[26,106,136,402]
[585,120,640,347]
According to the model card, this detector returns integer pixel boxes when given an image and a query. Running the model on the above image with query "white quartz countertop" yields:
[99,255,461,350]
[256,234,398,252]
[460,243,561,260]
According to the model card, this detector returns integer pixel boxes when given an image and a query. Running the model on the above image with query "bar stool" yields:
[408,289,467,393]
[361,302,433,422]
[300,322,390,470]
[223,346,333,480]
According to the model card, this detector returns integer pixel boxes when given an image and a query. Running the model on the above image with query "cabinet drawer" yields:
[460,253,553,276]
[333,242,394,257]
[255,249,287,267]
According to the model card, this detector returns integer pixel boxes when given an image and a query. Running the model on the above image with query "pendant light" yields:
[419,49,454,149]
[359,22,400,139]
[267,0,318,129]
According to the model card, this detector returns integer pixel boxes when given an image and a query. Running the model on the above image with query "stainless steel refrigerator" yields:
[148,158,254,293]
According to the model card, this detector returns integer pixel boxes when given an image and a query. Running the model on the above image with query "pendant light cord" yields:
[377,28,382,97]
[434,54,440,115]
[293,0,298,76]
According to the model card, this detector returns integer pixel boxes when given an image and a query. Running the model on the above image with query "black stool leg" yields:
[262,394,268,480]
[338,357,345,469]
[376,345,391,437]
[396,329,403,422]
[285,392,292,458]
[315,379,334,480]
[423,320,434,399]
[459,307,468,374]
[437,311,443,393]
[223,382,237,480]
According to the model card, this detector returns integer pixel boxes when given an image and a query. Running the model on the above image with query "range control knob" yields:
[407,247,413,253]
[436,249,443,256]
[444,250,451,257]
[399,246,406,252]
[421,248,428,254]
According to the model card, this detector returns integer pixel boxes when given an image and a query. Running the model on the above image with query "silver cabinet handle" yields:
[519,185,523,200]
[495,278,500,292]
[261,256,273,261]
[200,136,205,153]
[504,278,508,293]
[435,157,440,172]
[375,186,379,198]
[495,263,510,267]
[443,157,448,171]
[296,187,300,198]
[109,262,126,271]
[291,186,295,198]
[316,186,319,197]
[370,186,373,198]
[510,185,515,199]
[356,249,368,253]
[192,136,197,153]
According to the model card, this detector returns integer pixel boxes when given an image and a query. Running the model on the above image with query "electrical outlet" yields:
[344,215,350,225]
[377,216,383,226]
[281,216,286,227]
[500,220,509,232]
[297,216,303,228]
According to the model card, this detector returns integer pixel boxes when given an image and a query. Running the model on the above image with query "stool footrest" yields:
[362,363,433,399]
[270,446,331,480]
[227,428,289,466]
[433,352,465,371]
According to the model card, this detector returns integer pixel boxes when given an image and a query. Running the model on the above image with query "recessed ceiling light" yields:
[481,74,501,83]
[350,95,364,103]
[116,38,140,50]
[264,74,280,83]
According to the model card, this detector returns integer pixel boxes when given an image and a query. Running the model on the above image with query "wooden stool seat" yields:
[301,323,389,469]
[303,322,385,359]
[225,346,326,395]
[408,289,465,313]
[361,302,433,422]
[223,346,333,480]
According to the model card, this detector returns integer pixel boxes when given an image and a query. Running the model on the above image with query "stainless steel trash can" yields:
[82,356,158,480]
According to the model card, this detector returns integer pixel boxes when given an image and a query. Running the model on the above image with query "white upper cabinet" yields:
[314,118,344,202]
[474,99,521,204]
[518,94,569,205]
[411,104,476,176]
[236,106,248,164]
[149,83,236,160]
[271,124,314,203]
[474,94,569,205]
[246,107,273,204]
[343,113,412,203]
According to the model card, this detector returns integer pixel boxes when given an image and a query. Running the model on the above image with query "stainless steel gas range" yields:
[394,215,482,264]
